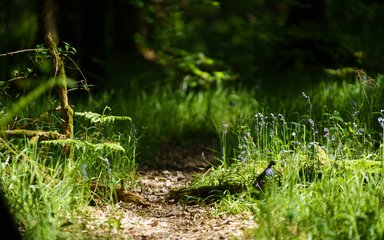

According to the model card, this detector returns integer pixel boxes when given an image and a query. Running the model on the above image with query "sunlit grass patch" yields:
[106,84,260,162]
[0,145,83,238]
[247,167,384,239]
[0,92,137,238]
[186,77,384,239]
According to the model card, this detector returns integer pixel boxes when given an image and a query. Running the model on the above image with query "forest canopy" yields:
[1,0,384,92]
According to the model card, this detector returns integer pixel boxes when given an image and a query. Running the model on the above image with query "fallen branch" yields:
[5,129,66,141]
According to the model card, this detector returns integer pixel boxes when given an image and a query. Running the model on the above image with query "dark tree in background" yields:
[1,0,384,91]
[57,1,145,82]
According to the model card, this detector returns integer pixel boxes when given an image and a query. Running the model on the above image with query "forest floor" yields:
[75,138,256,239]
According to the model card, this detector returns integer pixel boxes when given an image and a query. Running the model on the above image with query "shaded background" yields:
[1,0,384,93]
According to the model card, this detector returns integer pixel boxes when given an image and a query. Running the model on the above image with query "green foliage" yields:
[0,145,85,239]
[243,168,384,239]
[75,110,131,125]
[187,78,384,239]
[0,77,58,128]
[159,49,235,91]
[4,2,384,237]
[3,0,384,90]
[41,139,125,153]
[73,107,137,183]
[0,98,136,239]
[110,82,258,162]
[0,41,136,239]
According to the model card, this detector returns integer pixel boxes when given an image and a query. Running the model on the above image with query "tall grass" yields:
[0,92,137,238]
[243,166,384,239]
[106,84,260,162]
[117,85,258,135]
[0,144,84,239]
[199,76,384,239]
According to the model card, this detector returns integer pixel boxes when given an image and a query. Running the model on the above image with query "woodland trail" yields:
[76,138,256,239]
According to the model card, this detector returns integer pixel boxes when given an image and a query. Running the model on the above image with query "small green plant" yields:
[157,49,235,92]
[39,105,136,193]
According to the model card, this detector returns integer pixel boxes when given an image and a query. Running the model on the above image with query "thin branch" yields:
[0,49,39,57]
[66,55,93,92]
[7,76,29,82]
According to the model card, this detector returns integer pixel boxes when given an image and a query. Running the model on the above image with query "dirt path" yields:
[77,139,257,239]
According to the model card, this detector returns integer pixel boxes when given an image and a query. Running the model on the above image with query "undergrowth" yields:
[101,84,260,162]
[0,94,136,238]
[1,63,384,239]
[190,74,384,239]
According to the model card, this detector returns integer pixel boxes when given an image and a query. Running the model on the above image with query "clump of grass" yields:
[246,164,384,239]
[261,74,384,123]
[0,93,137,238]
[0,142,84,238]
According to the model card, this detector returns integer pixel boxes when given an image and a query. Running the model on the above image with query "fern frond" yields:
[93,142,125,153]
[75,111,131,125]
[41,139,125,153]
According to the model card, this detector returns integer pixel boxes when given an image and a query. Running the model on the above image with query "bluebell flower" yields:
[378,117,384,128]
[255,113,263,119]
[222,122,228,134]
[323,127,329,138]
[81,164,88,180]
[308,119,315,128]
[238,150,248,162]
[302,92,311,103]
[102,157,112,173]
[265,168,274,175]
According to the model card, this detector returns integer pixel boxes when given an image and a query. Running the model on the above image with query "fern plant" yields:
[41,139,126,153]
[75,111,131,125]
[41,106,133,159]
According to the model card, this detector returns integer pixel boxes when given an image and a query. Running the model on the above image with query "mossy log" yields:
[4,129,66,141]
